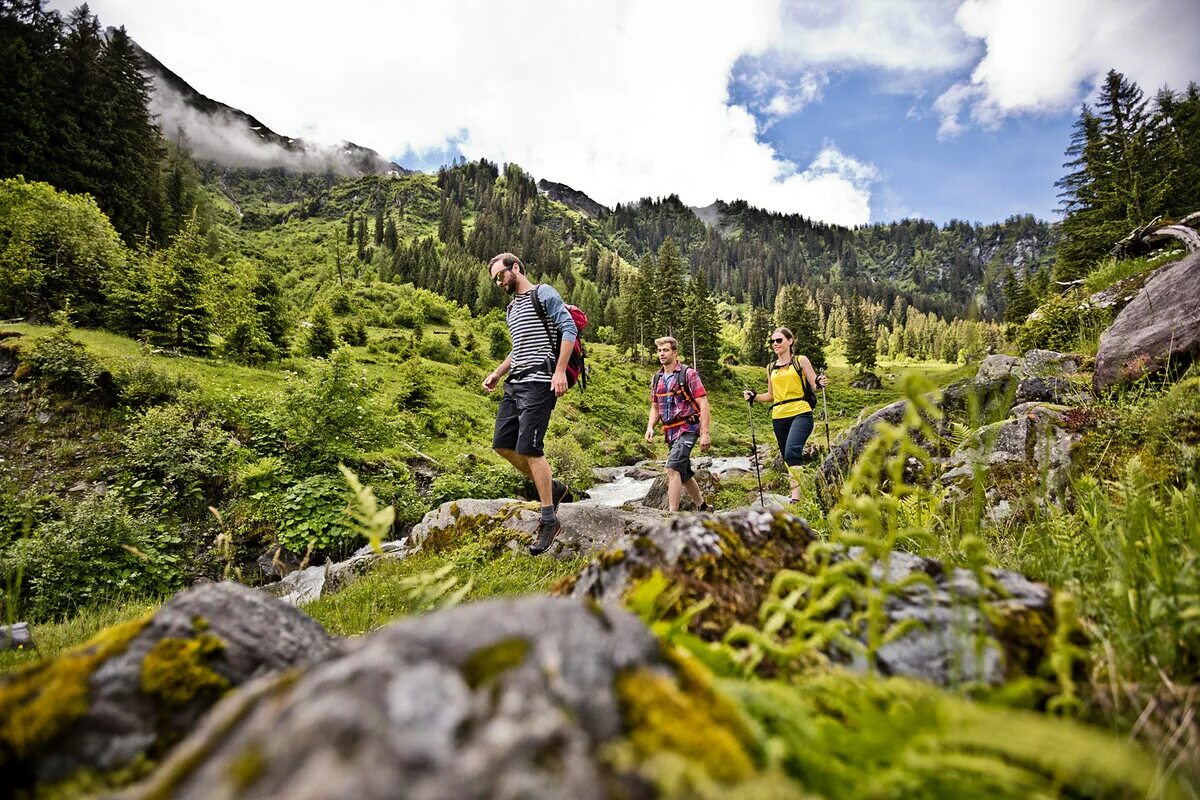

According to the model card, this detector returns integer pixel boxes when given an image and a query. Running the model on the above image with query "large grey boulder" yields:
[639,469,720,510]
[409,497,668,560]
[939,403,1078,506]
[0,583,332,792]
[570,509,1058,688]
[1095,250,1200,390]
[840,548,1056,686]
[116,597,664,800]
[569,508,815,639]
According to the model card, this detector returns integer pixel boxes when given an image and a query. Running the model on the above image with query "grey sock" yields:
[540,505,556,524]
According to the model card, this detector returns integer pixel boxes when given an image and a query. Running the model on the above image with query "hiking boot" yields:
[699,502,712,513]
[552,479,570,512]
[529,518,561,556]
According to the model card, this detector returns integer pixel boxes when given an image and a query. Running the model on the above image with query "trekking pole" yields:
[819,368,831,453]
[745,391,766,508]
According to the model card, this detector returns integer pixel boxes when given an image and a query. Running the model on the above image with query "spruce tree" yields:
[356,215,367,260]
[845,298,877,375]
[384,217,398,252]
[681,268,722,380]
[346,212,355,244]
[305,304,338,358]
[774,284,826,371]
[653,237,685,337]
[373,206,384,247]
[742,306,773,367]
[150,214,212,353]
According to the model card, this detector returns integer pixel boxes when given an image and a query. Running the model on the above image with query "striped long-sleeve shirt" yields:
[505,284,578,384]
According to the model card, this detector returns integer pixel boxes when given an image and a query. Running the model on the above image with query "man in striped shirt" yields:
[483,252,578,555]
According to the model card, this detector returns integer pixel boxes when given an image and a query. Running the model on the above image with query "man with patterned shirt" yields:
[483,252,578,555]
[644,336,712,513]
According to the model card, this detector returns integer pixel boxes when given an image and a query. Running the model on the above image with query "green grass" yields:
[302,547,585,637]
[0,597,157,674]
[1083,248,1186,294]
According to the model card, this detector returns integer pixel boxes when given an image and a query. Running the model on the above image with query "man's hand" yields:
[816,374,829,389]
[699,431,711,453]
[551,369,568,397]
[644,426,655,443]
[483,371,500,392]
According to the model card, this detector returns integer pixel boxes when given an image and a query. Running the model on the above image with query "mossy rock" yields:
[0,582,332,795]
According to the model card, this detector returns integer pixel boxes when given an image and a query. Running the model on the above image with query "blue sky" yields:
[737,69,1077,224]
[68,0,1200,228]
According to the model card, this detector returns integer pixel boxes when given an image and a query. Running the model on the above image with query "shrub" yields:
[19,321,105,395]
[340,316,368,347]
[0,177,126,324]
[304,304,339,358]
[276,349,394,471]
[112,358,198,408]
[1016,291,1108,353]
[1,494,182,620]
[120,402,240,517]
[277,474,354,555]
[488,324,509,359]
[544,438,595,492]
[221,313,281,365]
[392,357,434,410]
[418,335,458,364]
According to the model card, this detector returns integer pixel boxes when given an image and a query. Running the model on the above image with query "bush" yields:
[340,316,368,347]
[112,358,198,408]
[0,177,126,323]
[221,313,281,365]
[304,304,339,358]
[1016,291,1108,353]
[544,437,595,492]
[488,324,509,359]
[277,474,354,556]
[276,349,394,471]
[120,402,240,517]
[393,357,434,410]
[419,335,458,364]
[1,494,182,620]
[19,322,105,395]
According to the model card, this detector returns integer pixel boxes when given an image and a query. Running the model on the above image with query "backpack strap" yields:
[527,284,558,350]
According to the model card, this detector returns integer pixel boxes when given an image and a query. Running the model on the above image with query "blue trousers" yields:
[773,412,814,467]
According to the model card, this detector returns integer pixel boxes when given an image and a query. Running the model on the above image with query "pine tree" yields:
[384,217,398,252]
[346,212,355,244]
[1002,269,1037,324]
[305,304,338,358]
[845,298,877,375]
[149,214,212,353]
[681,269,723,380]
[373,206,384,247]
[775,284,826,371]
[742,306,773,366]
[653,237,685,337]
[356,215,367,260]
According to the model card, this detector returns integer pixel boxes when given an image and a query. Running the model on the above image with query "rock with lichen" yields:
[0,582,332,794]
[568,508,1059,688]
[408,497,669,560]
[567,508,814,639]
[113,596,676,800]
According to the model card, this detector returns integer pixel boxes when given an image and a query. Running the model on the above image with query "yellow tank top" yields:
[769,360,812,419]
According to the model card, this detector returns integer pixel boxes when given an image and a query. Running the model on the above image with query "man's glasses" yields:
[768,337,785,345]
[492,265,514,285]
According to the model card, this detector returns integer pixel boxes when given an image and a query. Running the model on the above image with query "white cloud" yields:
[732,60,830,125]
[936,0,1200,136]
[63,0,884,225]
[777,0,977,73]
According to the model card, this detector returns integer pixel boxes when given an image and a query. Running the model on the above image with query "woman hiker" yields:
[742,327,829,504]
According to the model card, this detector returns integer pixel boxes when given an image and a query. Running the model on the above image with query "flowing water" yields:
[576,456,761,507]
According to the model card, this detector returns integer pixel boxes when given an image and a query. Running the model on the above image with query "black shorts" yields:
[492,380,558,457]
[665,431,699,483]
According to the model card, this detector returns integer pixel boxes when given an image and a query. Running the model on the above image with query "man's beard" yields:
[502,281,516,295]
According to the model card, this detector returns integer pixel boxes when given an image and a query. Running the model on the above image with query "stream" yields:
[576,456,759,507]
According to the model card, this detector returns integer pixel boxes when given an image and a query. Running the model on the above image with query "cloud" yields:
[776,0,977,73]
[731,59,830,126]
[936,0,1200,136]
[65,0,884,225]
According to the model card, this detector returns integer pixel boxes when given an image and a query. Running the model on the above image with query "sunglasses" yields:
[768,337,786,345]
[492,264,514,285]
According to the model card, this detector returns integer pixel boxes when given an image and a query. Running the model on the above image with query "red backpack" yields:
[530,286,589,390]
